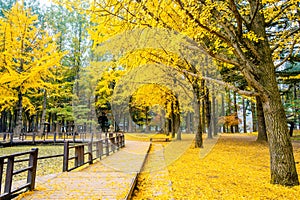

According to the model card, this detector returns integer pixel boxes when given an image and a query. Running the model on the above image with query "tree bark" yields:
[248,0,299,185]
[186,112,191,133]
[233,92,239,133]
[205,88,212,138]
[251,101,257,132]
[39,89,47,137]
[262,92,298,185]
[256,96,267,142]
[256,66,298,185]
[221,94,226,133]
[193,80,203,147]
[128,115,133,132]
[195,95,203,147]
[212,87,218,136]
[14,89,23,137]
[242,97,247,133]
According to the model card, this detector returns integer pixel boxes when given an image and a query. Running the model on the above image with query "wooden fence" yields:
[0,132,109,146]
[0,133,125,199]
[63,133,125,172]
[0,148,38,200]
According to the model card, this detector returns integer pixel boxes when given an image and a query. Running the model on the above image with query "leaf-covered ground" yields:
[133,133,300,199]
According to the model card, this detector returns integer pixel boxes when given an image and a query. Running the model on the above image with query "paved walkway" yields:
[146,144,174,198]
[19,141,150,200]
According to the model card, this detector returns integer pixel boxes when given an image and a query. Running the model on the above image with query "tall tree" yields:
[0,3,64,137]
[58,0,300,185]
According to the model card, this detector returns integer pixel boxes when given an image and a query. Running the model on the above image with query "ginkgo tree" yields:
[0,3,64,138]
[57,0,300,186]
[129,83,180,136]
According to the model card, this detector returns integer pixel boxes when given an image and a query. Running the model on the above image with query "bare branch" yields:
[265,3,293,27]
[228,0,243,36]
[271,27,300,52]
[175,0,231,44]
[249,0,260,28]
[184,37,241,67]
[275,38,299,68]
[182,70,259,97]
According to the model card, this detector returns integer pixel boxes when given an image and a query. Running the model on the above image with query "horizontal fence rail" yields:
[63,133,125,172]
[0,132,102,146]
[0,148,38,200]
[0,132,125,199]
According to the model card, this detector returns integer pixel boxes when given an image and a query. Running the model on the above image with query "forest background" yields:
[0,0,300,186]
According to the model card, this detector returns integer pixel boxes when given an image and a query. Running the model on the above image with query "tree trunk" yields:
[242,97,247,133]
[39,90,47,137]
[195,97,203,148]
[186,112,191,133]
[14,90,23,137]
[221,94,226,133]
[233,92,239,133]
[8,112,13,133]
[171,102,176,138]
[205,88,212,139]
[256,96,267,141]
[193,80,203,147]
[0,111,7,132]
[0,112,3,132]
[226,90,234,133]
[35,113,40,132]
[201,96,206,133]
[128,115,133,132]
[251,101,257,132]
[247,1,299,182]
[262,93,298,185]
[293,83,298,129]
[212,85,218,136]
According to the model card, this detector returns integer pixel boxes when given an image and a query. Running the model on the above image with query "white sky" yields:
[38,0,52,6]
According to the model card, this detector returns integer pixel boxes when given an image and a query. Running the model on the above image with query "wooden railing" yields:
[63,133,125,172]
[0,133,125,199]
[0,148,38,200]
[0,132,100,145]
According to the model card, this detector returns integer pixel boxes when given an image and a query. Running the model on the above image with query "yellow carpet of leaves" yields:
[135,134,300,199]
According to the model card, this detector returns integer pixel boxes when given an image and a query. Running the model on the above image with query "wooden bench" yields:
[150,137,171,142]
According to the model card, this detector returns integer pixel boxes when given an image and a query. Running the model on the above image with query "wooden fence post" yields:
[99,140,103,159]
[54,132,57,143]
[63,141,69,172]
[0,158,4,194]
[88,142,93,164]
[75,145,84,167]
[73,132,76,143]
[105,138,109,156]
[10,133,13,144]
[32,132,36,144]
[27,148,38,191]
[120,134,124,147]
[4,156,14,194]
[110,137,115,153]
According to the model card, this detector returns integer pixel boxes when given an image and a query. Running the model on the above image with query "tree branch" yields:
[182,70,259,97]
[228,0,243,37]
[271,27,300,52]
[275,38,299,68]
[265,3,293,27]
[174,0,231,44]
[249,0,260,28]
